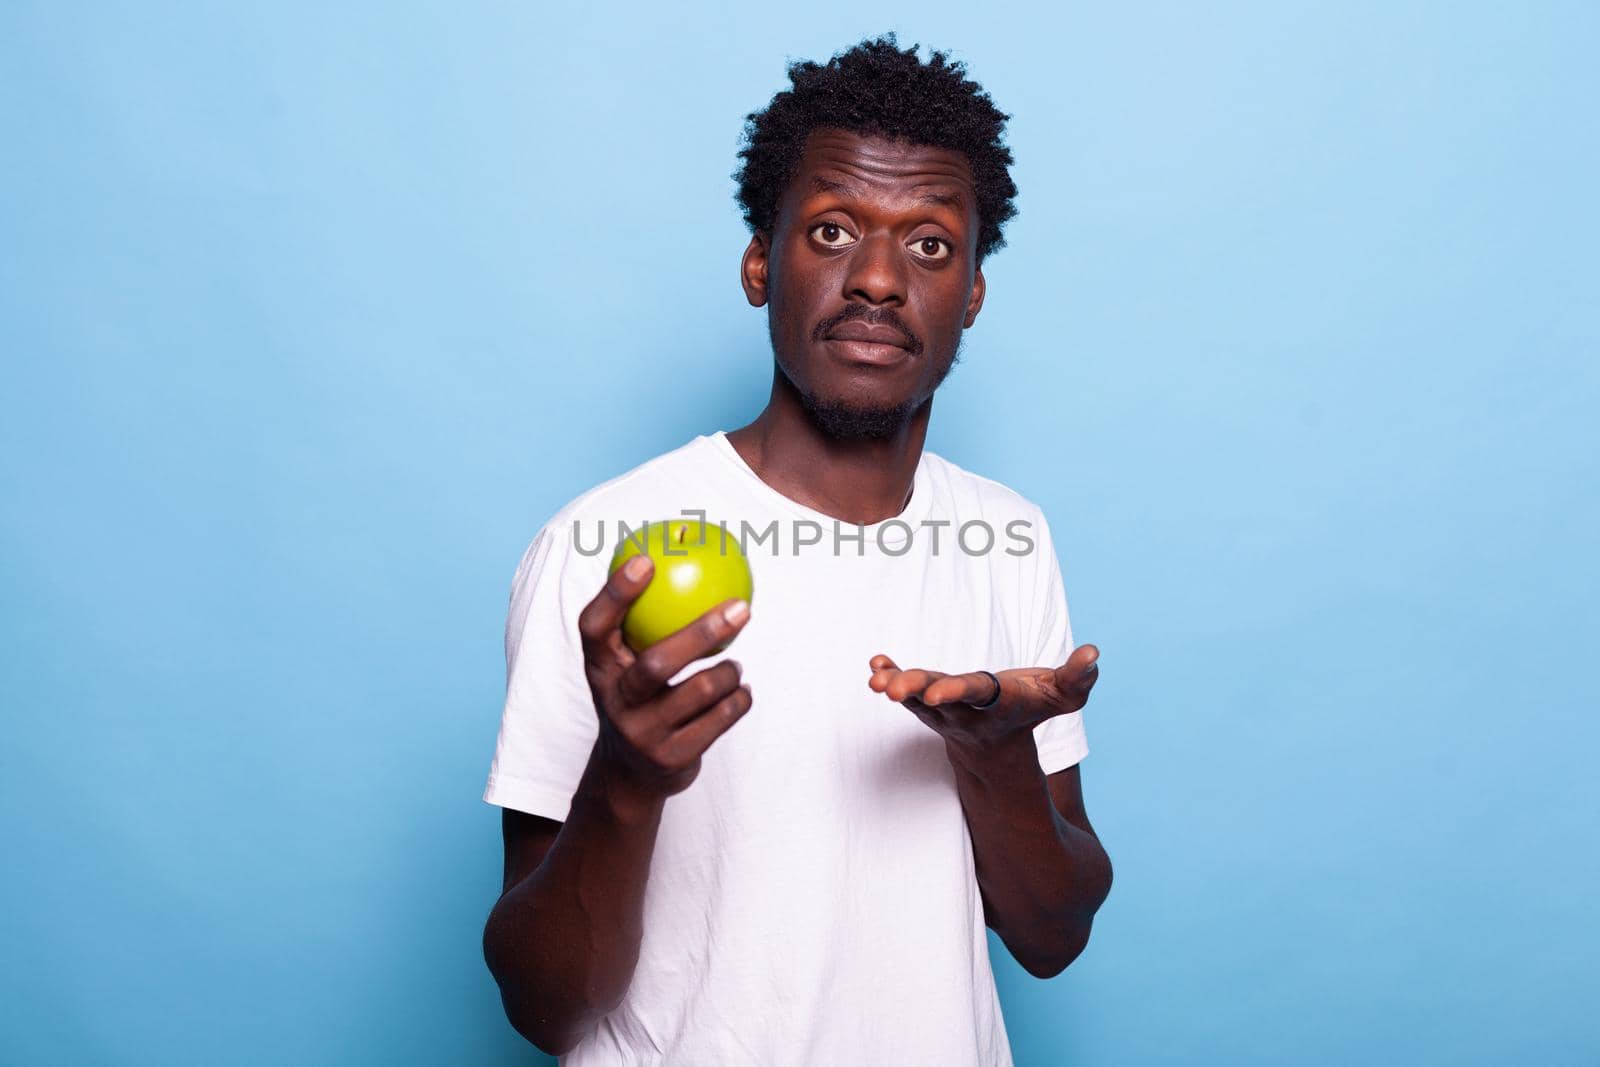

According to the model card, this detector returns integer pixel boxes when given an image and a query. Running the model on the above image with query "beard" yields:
[783,335,965,442]
[798,390,920,441]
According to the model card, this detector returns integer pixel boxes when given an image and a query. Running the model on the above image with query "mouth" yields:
[824,337,911,367]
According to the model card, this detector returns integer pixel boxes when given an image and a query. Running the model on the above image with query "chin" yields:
[800,391,918,441]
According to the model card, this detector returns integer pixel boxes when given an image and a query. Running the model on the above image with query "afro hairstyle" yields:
[733,33,1020,264]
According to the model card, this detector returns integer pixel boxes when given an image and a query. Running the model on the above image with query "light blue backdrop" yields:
[3,2,1595,1064]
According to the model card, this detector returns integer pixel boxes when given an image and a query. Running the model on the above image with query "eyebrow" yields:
[805,175,966,211]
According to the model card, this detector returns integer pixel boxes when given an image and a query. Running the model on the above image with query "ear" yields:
[741,231,771,308]
[962,264,986,328]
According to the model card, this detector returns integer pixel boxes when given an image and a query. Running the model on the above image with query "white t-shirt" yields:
[485,430,1088,1066]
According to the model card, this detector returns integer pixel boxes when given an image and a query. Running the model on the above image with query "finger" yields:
[923,670,999,707]
[867,656,928,693]
[617,598,752,706]
[866,654,900,693]
[661,682,754,763]
[642,659,745,736]
[878,668,942,704]
[578,555,655,666]
[1053,644,1101,699]
[866,662,910,693]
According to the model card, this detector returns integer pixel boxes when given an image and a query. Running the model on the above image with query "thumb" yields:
[1054,644,1100,693]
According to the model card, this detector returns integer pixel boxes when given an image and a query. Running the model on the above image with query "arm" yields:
[482,759,667,1054]
[483,556,754,1055]
[945,746,1112,978]
[867,644,1111,978]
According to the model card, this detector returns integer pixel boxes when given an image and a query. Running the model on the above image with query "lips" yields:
[828,323,911,349]
[825,337,910,366]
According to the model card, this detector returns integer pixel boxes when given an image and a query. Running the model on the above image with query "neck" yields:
[725,370,930,526]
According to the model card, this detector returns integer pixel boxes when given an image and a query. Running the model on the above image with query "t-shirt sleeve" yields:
[1024,509,1090,776]
[483,521,602,820]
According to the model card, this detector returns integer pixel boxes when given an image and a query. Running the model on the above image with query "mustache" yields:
[811,305,923,357]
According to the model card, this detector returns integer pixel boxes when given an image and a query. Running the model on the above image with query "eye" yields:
[912,236,952,260]
[809,222,856,248]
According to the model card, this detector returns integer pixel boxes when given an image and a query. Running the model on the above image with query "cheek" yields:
[771,254,829,335]
[914,275,974,333]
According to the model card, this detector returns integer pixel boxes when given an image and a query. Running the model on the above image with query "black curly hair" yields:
[734,33,1020,264]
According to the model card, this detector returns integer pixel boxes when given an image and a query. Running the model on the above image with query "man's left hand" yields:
[866,644,1101,755]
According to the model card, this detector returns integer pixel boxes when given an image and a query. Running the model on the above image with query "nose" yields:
[841,231,906,308]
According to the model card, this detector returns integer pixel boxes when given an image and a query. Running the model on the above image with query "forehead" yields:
[784,128,977,214]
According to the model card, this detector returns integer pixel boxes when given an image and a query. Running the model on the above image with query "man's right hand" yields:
[578,554,753,800]
[486,555,752,1056]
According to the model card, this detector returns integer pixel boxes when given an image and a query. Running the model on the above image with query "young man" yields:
[482,34,1112,1065]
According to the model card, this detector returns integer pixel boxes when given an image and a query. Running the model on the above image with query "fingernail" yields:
[1083,658,1099,676]
[624,556,650,580]
[723,600,750,625]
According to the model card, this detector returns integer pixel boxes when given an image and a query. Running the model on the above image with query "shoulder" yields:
[543,435,713,534]
[509,435,713,582]
[920,448,1048,529]
[920,449,1061,583]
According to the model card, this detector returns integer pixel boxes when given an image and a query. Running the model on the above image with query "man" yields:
[482,34,1112,1065]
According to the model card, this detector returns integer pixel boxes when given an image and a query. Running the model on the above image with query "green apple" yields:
[608,519,754,654]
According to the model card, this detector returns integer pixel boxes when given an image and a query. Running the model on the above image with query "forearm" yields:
[947,735,1112,978]
[483,749,665,1054]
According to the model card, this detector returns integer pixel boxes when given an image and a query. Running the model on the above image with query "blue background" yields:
[3,2,1596,1064]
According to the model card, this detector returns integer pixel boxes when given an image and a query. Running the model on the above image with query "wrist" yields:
[580,742,669,827]
[944,729,1040,783]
